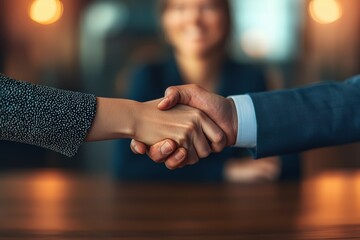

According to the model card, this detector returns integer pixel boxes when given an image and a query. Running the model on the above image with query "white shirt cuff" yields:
[228,94,257,148]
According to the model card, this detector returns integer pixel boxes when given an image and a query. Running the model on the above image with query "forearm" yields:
[85,97,138,141]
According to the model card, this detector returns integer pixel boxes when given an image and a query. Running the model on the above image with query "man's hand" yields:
[131,99,226,169]
[158,84,238,145]
[131,84,238,168]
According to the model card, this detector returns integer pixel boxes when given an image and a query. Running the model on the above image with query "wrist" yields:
[116,99,139,139]
[129,99,166,144]
[87,97,139,141]
[226,98,238,146]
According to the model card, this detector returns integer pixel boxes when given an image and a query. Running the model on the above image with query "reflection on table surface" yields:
[0,170,359,239]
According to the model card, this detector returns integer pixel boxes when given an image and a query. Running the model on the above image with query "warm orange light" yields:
[297,172,360,227]
[29,171,68,231]
[309,0,342,24]
[29,0,63,25]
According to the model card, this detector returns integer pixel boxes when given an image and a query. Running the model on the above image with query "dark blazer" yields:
[114,57,301,181]
[249,74,360,158]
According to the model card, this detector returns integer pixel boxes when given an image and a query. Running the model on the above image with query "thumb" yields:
[157,86,181,110]
[157,84,198,110]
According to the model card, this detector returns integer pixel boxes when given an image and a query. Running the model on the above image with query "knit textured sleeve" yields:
[0,73,97,157]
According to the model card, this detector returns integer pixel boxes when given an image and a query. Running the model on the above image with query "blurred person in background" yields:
[115,0,301,182]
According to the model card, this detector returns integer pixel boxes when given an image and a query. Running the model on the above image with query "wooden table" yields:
[0,170,359,239]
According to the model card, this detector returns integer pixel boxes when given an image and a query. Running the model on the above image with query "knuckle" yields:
[165,86,176,94]
[192,109,203,120]
[191,84,201,92]
[214,131,225,144]
[212,132,226,152]
[177,136,188,148]
[183,123,196,135]
[187,122,197,131]
[217,131,225,142]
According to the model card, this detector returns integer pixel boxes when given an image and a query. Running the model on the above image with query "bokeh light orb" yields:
[29,0,63,25]
[309,0,342,24]
[240,30,270,59]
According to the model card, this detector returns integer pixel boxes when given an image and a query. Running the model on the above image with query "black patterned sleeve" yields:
[0,73,97,157]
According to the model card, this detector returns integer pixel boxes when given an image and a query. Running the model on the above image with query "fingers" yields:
[165,147,192,170]
[147,139,177,163]
[130,115,224,169]
[204,124,226,153]
[192,127,212,158]
[131,138,194,169]
[196,112,227,153]
[130,139,147,154]
[131,139,178,163]
[164,131,201,169]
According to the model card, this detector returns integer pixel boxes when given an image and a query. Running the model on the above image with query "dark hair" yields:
[157,0,232,44]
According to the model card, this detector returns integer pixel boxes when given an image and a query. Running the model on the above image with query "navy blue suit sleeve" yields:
[249,75,360,158]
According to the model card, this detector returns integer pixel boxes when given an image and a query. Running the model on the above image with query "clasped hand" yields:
[132,99,226,168]
[130,84,238,169]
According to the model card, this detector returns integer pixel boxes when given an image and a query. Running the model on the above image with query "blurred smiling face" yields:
[162,0,229,58]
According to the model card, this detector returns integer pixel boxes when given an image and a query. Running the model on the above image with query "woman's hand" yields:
[132,99,226,169]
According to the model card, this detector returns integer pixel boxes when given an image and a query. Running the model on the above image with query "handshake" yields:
[4,72,358,163]
[128,84,238,170]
